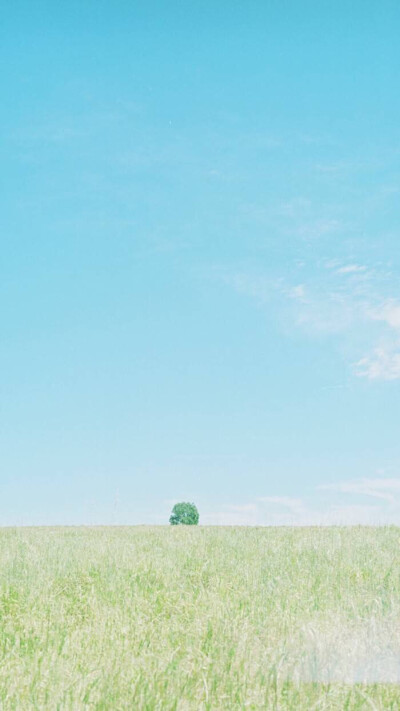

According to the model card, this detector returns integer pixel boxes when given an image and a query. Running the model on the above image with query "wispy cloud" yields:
[354,300,400,379]
[212,267,278,305]
[286,284,308,302]
[371,300,400,329]
[216,255,400,380]
[336,264,367,275]
[319,477,400,504]
[203,476,400,526]
[289,262,400,381]
[257,496,305,513]
[355,346,400,381]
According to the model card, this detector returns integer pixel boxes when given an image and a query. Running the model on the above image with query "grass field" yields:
[1,526,400,709]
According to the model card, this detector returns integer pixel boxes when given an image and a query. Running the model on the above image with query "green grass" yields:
[1,526,400,709]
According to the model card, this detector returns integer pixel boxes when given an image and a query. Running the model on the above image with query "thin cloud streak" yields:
[215,257,400,380]
[204,477,400,526]
[319,477,400,503]
[355,346,400,381]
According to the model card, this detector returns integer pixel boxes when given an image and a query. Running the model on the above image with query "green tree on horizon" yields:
[169,502,199,526]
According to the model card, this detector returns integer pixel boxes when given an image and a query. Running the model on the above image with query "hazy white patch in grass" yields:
[289,618,400,683]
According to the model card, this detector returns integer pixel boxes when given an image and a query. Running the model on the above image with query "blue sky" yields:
[1,1,400,525]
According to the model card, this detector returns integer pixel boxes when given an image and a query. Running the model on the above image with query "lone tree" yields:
[169,502,199,526]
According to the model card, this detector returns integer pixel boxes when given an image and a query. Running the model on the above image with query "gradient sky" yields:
[2,1,400,525]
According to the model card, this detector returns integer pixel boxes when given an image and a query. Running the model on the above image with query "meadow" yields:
[1,526,400,709]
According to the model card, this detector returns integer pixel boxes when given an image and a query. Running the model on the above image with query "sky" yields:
[1,0,400,525]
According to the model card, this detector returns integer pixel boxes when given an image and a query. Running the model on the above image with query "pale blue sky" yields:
[1,1,400,525]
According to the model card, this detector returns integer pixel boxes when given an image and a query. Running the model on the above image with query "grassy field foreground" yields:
[1,526,400,709]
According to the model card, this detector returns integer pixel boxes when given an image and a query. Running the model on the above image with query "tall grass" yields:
[1,526,400,709]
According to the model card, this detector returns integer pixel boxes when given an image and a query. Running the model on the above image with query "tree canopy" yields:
[169,502,199,526]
